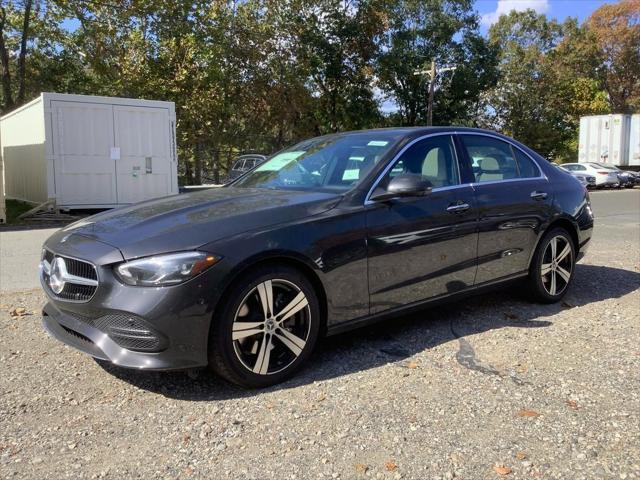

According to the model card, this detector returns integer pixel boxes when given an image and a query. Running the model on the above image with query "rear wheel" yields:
[208,265,320,388]
[527,228,575,303]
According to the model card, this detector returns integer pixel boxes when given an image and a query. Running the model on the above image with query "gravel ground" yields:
[1,190,639,480]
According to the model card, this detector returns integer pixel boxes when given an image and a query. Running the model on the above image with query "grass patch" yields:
[4,199,33,224]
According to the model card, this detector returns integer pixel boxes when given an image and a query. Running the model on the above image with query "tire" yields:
[527,228,576,304]
[208,265,320,388]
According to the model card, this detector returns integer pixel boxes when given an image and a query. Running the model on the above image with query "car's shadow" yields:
[96,264,640,401]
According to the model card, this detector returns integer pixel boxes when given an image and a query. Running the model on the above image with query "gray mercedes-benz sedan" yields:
[40,127,593,387]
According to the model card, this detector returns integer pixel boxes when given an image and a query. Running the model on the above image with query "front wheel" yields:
[527,228,575,303]
[208,265,320,388]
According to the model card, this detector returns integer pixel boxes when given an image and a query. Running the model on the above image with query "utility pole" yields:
[414,60,457,126]
[427,60,436,126]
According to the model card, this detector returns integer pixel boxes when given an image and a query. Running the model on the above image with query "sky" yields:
[475,0,612,31]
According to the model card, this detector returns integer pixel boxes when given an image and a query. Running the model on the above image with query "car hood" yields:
[62,187,342,260]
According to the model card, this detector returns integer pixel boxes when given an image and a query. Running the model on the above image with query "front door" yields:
[366,134,478,314]
[458,134,554,284]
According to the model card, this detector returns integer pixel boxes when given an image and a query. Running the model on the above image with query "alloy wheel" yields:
[232,279,311,375]
[540,235,573,296]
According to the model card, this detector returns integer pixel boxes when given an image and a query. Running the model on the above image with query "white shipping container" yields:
[629,114,640,166]
[0,132,5,223]
[0,93,178,209]
[578,114,631,166]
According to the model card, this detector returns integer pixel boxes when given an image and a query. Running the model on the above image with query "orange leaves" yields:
[494,464,512,475]
[385,460,398,471]
[516,409,540,418]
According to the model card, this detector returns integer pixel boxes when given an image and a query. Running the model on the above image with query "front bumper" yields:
[40,232,226,371]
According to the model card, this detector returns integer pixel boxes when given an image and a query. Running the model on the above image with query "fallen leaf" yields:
[561,301,574,309]
[494,464,512,475]
[566,400,580,410]
[503,312,519,320]
[516,452,527,460]
[9,307,31,318]
[317,393,327,402]
[355,463,369,474]
[517,409,540,417]
[183,434,191,444]
[406,361,419,369]
[385,460,398,471]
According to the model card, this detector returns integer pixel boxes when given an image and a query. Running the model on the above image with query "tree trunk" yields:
[194,142,203,185]
[17,0,33,105]
[0,6,13,111]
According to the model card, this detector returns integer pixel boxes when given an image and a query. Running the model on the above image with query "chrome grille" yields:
[65,258,98,281]
[41,250,98,302]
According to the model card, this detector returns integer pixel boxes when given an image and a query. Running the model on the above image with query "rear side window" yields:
[514,148,540,178]
[460,135,539,182]
[385,135,459,188]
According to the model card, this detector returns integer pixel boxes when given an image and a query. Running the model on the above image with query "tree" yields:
[484,10,573,159]
[377,0,497,126]
[586,0,640,113]
[0,0,36,111]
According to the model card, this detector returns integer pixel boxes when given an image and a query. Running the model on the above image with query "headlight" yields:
[115,251,221,286]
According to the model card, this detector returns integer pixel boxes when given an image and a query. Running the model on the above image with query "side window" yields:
[460,135,519,183]
[385,135,459,188]
[514,148,540,178]
[233,159,246,171]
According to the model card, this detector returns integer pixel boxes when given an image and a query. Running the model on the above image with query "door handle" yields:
[447,203,470,213]
[530,191,548,201]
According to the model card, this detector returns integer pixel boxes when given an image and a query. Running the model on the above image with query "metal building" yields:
[0,93,178,209]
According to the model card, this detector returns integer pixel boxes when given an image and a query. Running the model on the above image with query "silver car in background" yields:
[561,163,619,188]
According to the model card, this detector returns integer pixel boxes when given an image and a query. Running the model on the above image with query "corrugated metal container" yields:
[578,114,631,166]
[629,114,640,166]
[0,93,178,209]
[0,131,5,223]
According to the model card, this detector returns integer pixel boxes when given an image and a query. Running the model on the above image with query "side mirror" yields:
[370,174,433,202]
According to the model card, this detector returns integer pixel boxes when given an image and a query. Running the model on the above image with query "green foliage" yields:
[0,0,636,177]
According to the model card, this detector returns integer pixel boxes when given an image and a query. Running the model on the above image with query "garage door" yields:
[52,101,117,206]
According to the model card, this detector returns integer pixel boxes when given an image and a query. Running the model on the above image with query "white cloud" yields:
[481,0,550,26]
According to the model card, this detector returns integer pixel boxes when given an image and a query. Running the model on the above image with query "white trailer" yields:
[629,114,640,167]
[0,92,178,209]
[0,132,5,223]
[578,114,631,166]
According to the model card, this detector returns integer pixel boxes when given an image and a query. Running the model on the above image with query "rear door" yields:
[51,101,117,206]
[458,133,553,284]
[366,134,478,313]
[113,105,173,204]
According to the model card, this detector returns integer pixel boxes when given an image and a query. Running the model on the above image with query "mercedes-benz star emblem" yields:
[49,257,66,294]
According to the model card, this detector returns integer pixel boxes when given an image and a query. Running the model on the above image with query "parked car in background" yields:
[561,163,619,188]
[227,154,267,181]
[558,165,596,189]
[40,127,593,388]
[590,163,637,188]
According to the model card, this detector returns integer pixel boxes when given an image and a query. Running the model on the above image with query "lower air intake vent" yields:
[93,314,162,352]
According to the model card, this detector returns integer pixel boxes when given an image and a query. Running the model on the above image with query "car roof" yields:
[336,126,506,136]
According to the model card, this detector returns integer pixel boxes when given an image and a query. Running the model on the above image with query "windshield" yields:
[231,132,403,191]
